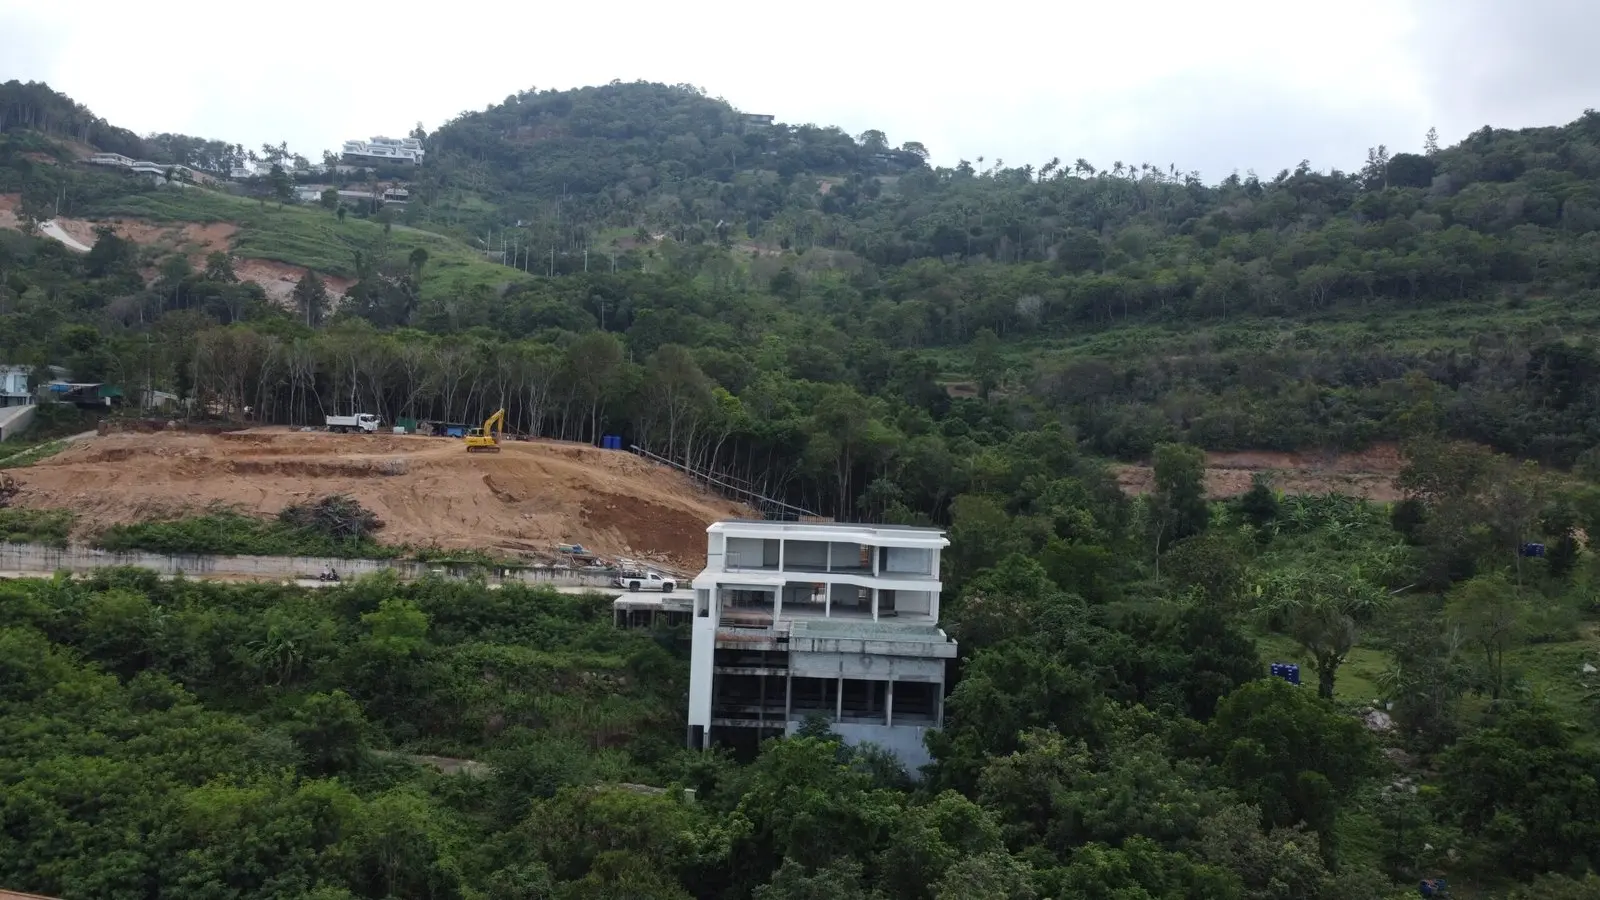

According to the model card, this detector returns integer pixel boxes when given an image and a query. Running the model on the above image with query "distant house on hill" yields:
[741,113,775,127]
[341,136,424,166]
[86,153,208,185]
[0,365,32,408]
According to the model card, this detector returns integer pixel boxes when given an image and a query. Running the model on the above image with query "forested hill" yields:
[410,86,1600,470]
[8,80,1600,516]
[418,81,929,246]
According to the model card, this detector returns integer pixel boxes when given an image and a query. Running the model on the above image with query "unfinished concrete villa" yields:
[671,519,958,770]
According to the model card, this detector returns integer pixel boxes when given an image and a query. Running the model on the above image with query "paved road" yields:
[0,569,625,596]
[38,220,91,253]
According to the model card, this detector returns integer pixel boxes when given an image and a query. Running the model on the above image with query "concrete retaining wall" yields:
[0,404,35,442]
[0,542,617,588]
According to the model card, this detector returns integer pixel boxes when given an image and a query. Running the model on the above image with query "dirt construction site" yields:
[7,429,748,571]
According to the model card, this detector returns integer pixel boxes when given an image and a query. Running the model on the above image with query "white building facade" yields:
[340,137,424,166]
[684,520,957,770]
[0,365,33,407]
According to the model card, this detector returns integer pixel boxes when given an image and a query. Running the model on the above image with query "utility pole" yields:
[548,247,554,277]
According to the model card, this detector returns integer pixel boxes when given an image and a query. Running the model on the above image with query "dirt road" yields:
[1111,444,1405,501]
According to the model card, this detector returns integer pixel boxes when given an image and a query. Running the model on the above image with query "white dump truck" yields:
[614,569,677,592]
[325,413,382,433]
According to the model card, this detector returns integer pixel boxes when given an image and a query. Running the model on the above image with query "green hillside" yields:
[4,79,1600,899]
[80,187,530,304]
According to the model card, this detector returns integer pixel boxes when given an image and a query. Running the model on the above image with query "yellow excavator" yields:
[465,408,505,453]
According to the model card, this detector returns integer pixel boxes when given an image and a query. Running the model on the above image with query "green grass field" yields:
[81,188,531,303]
[1255,632,1390,705]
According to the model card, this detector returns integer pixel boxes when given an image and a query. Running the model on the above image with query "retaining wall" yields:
[0,404,35,442]
[0,542,617,588]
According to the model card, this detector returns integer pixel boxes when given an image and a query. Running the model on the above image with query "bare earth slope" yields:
[1112,444,1404,502]
[11,429,747,570]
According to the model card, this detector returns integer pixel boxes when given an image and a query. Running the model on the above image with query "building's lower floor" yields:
[691,651,946,771]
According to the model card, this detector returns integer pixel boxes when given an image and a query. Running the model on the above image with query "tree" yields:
[1234,473,1278,533]
[1256,563,1387,699]
[1424,126,1440,156]
[158,254,193,313]
[202,251,237,283]
[292,270,330,327]
[646,344,713,464]
[1208,679,1378,857]
[1438,703,1600,875]
[270,163,293,206]
[899,141,930,161]
[858,130,889,154]
[1150,442,1209,563]
[16,181,52,235]
[755,859,881,900]
[1444,574,1527,699]
[971,328,1002,398]
[287,690,370,777]
[930,853,1035,900]
[84,224,132,277]
[565,330,624,443]
[320,187,339,210]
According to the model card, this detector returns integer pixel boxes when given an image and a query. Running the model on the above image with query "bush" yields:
[0,508,75,546]
[279,494,384,542]
[94,507,395,559]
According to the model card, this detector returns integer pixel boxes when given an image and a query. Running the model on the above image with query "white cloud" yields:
[1,0,1592,181]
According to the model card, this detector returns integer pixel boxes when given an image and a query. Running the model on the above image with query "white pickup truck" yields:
[326,413,382,434]
[614,570,677,592]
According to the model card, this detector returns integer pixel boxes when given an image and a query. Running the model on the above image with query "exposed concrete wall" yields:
[788,652,944,682]
[786,635,959,658]
[0,404,35,442]
[0,542,616,588]
[787,721,935,773]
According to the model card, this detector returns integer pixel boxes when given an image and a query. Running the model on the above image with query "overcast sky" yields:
[1,0,1592,182]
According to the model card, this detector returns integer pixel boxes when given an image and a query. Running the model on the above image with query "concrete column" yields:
[824,584,831,618]
[835,676,843,722]
[886,679,894,727]
[871,588,879,622]
[785,669,793,724]
[773,585,783,622]
[936,688,944,728]
[778,540,785,571]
